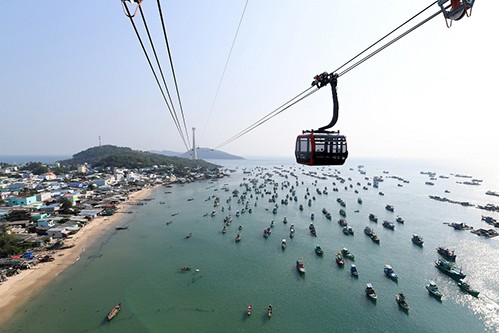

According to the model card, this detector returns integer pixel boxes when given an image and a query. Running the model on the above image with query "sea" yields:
[3,157,499,333]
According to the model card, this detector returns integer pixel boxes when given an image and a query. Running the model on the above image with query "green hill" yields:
[59,145,219,170]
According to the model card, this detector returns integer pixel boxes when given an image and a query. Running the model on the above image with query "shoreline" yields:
[0,185,156,325]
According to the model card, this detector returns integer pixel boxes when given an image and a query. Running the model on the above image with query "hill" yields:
[181,148,243,160]
[153,148,243,160]
[59,145,219,170]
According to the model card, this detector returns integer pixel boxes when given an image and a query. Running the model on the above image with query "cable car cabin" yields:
[295,132,348,166]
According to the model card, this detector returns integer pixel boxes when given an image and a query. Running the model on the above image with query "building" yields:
[6,195,38,207]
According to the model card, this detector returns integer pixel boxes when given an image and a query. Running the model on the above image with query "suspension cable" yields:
[215,1,445,149]
[333,1,438,74]
[123,2,190,151]
[137,6,183,138]
[337,7,444,77]
[202,0,250,141]
[215,86,318,149]
[156,0,191,149]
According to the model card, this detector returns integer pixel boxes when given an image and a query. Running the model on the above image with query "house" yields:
[43,172,57,180]
[47,227,68,239]
[31,213,50,221]
[63,193,79,206]
[37,219,55,228]
[78,210,99,219]
[36,192,52,202]
[6,195,38,207]
[92,176,115,187]
[39,203,61,213]
[77,165,88,174]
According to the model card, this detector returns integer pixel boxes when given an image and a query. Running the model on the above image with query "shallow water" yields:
[3,158,499,332]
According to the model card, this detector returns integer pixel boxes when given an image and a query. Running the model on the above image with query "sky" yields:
[1,1,497,165]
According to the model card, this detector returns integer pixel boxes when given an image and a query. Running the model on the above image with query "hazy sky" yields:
[1,1,497,165]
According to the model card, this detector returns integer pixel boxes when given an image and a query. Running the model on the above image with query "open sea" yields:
[3,158,499,333]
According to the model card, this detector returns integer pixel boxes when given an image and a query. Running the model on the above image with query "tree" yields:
[58,197,74,214]
[6,209,32,222]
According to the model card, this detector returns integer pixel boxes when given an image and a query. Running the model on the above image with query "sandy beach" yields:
[0,186,155,325]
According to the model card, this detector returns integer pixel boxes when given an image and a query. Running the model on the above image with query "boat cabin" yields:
[295,132,348,166]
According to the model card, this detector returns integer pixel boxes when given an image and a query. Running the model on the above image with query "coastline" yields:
[0,185,156,325]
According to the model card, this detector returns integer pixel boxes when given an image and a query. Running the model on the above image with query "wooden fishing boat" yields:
[106,303,121,321]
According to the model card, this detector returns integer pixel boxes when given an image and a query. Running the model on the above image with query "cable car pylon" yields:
[295,73,348,166]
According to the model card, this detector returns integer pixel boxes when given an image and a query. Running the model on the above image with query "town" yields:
[0,159,223,284]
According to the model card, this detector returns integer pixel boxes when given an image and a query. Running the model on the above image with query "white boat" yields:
[281,239,287,250]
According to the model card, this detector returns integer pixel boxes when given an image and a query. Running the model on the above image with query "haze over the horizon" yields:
[1,1,497,166]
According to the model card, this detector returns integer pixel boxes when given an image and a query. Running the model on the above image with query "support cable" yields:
[202,0,250,141]
[138,6,184,140]
[337,7,444,77]
[215,86,318,149]
[123,3,190,151]
[156,0,191,149]
[333,1,438,74]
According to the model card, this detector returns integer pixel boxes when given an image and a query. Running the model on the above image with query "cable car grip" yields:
[311,72,339,132]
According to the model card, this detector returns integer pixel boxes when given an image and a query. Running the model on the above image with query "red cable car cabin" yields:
[295,131,348,166]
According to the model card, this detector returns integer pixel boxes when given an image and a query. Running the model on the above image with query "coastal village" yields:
[0,160,223,285]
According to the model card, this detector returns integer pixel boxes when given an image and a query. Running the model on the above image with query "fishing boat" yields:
[411,234,424,246]
[263,227,271,238]
[369,213,378,222]
[221,225,227,234]
[357,198,363,204]
[435,258,466,281]
[426,280,443,300]
[247,304,253,316]
[371,234,380,244]
[309,223,317,237]
[296,260,306,274]
[396,216,405,223]
[339,209,347,217]
[335,253,345,266]
[347,226,354,235]
[385,205,394,212]
[289,226,295,238]
[382,221,395,230]
[436,246,457,261]
[281,239,287,250]
[267,304,273,318]
[185,232,192,239]
[342,226,349,235]
[235,233,242,242]
[283,216,288,224]
[384,264,398,281]
[238,225,243,231]
[315,245,324,256]
[299,204,304,211]
[179,266,191,271]
[350,264,359,277]
[106,303,121,321]
[338,219,348,226]
[364,226,374,236]
[457,280,479,297]
[341,247,355,260]
[396,293,409,312]
[365,283,377,301]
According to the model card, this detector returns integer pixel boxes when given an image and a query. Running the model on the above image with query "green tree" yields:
[6,209,32,221]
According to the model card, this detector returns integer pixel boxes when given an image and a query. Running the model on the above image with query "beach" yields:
[0,186,155,325]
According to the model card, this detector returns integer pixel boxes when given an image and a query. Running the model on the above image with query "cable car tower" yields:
[192,127,197,160]
[295,73,348,166]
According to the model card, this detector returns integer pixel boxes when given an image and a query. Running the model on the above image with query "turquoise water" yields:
[3,158,499,332]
